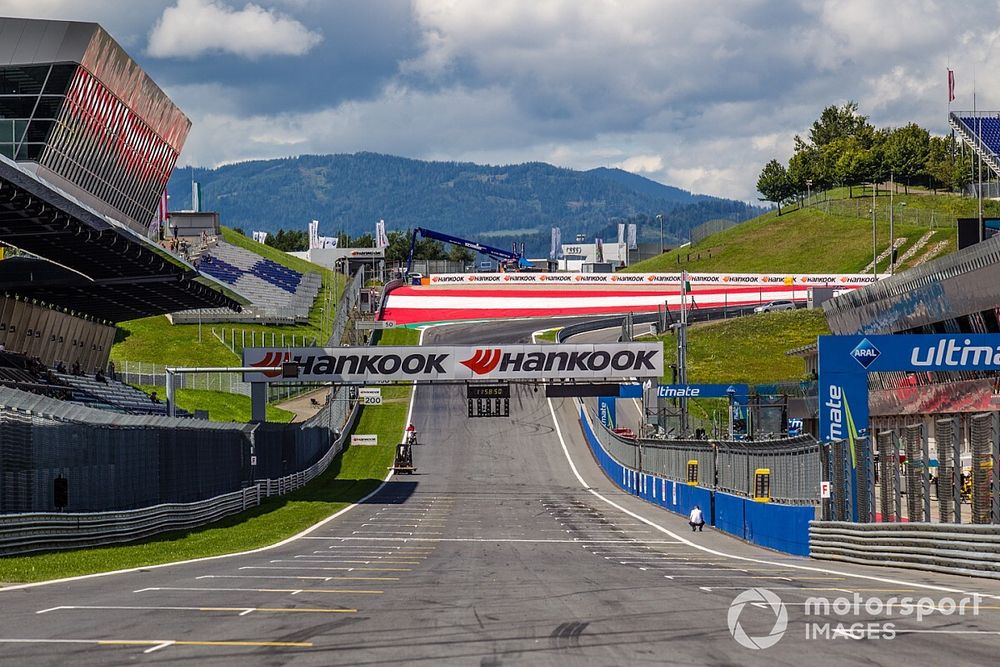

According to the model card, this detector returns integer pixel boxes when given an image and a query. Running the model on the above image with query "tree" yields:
[884,123,930,193]
[831,137,874,198]
[757,159,794,215]
[383,229,447,263]
[788,144,824,195]
[265,228,308,251]
[809,101,872,148]
[447,244,475,264]
[924,134,971,192]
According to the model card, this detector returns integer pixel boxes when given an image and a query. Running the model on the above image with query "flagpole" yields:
[976,68,983,240]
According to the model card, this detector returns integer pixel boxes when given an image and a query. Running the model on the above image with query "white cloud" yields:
[147,0,321,59]
[614,154,664,174]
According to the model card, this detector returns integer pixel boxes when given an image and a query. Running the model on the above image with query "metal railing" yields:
[587,408,821,504]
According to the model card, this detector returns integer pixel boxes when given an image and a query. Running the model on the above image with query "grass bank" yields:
[111,227,342,367]
[133,385,294,423]
[646,308,830,385]
[627,187,972,274]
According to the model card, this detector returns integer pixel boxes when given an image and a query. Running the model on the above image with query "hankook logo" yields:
[250,351,291,378]
[461,349,503,375]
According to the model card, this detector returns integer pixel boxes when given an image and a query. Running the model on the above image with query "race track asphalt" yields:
[1,316,999,665]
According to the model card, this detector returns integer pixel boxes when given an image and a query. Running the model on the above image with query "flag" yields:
[375,219,389,249]
[595,237,604,263]
[255,231,268,244]
[308,220,320,250]
[948,69,955,103]
[627,223,637,250]
[320,236,338,249]
[191,181,201,212]
[682,270,690,293]
[617,222,625,246]
[549,227,561,259]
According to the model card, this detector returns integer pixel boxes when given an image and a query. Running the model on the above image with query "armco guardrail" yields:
[809,521,1000,579]
[0,401,360,556]
[0,487,260,556]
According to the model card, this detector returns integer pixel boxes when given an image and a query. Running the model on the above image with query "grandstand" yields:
[949,112,1000,184]
[0,18,247,415]
[169,241,321,324]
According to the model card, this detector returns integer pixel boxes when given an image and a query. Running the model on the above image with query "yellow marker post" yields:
[686,459,699,486]
[753,468,771,502]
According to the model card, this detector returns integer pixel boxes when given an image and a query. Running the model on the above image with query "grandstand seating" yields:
[52,372,181,416]
[955,116,1000,156]
[0,350,180,416]
[178,241,321,323]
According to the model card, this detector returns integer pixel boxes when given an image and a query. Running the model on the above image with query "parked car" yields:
[612,427,637,440]
[753,300,796,313]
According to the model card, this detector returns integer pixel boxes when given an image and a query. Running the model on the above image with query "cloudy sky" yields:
[2,0,997,201]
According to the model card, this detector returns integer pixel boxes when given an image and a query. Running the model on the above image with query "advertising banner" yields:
[599,396,617,429]
[820,333,1000,444]
[427,273,880,286]
[656,383,749,399]
[243,343,664,383]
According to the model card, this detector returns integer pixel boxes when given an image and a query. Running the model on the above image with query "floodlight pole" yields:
[871,183,877,280]
[889,173,894,274]
[656,213,664,254]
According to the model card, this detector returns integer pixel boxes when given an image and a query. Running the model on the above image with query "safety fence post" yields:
[971,413,994,524]
[903,424,926,522]
[935,417,960,523]
[876,431,898,522]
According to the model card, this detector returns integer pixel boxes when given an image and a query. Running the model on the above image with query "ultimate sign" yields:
[243,343,664,384]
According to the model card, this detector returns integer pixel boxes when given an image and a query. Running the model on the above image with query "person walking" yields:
[689,505,705,532]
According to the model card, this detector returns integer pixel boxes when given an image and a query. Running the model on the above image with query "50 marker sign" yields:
[358,388,382,405]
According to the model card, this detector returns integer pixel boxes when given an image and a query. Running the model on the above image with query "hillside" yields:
[625,187,980,274]
[111,228,339,367]
[167,153,764,254]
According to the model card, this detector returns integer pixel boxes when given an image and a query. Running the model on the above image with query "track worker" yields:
[688,505,705,532]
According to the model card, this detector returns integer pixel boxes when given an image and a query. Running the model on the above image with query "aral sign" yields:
[243,343,663,383]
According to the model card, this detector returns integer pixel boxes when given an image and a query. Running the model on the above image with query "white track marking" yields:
[545,393,1000,599]
[298,537,681,544]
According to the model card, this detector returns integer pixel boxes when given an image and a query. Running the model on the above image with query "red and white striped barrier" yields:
[383,273,877,325]
[425,272,879,286]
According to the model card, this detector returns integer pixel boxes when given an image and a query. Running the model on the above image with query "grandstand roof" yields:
[0,156,247,321]
[0,257,237,322]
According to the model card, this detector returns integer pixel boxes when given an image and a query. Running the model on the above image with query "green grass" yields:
[133,385,294,423]
[647,308,830,385]
[534,328,560,342]
[626,187,981,274]
[110,227,343,367]
[0,328,420,584]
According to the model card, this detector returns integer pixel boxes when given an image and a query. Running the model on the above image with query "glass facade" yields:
[0,64,72,161]
[0,62,182,230]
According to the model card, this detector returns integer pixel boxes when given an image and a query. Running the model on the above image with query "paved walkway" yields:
[275,388,329,423]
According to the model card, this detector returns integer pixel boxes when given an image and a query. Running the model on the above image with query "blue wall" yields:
[577,405,813,556]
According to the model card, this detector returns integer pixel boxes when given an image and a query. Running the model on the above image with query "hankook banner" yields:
[427,273,880,286]
[242,343,664,383]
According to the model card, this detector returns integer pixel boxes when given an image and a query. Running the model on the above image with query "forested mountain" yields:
[168,152,764,254]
